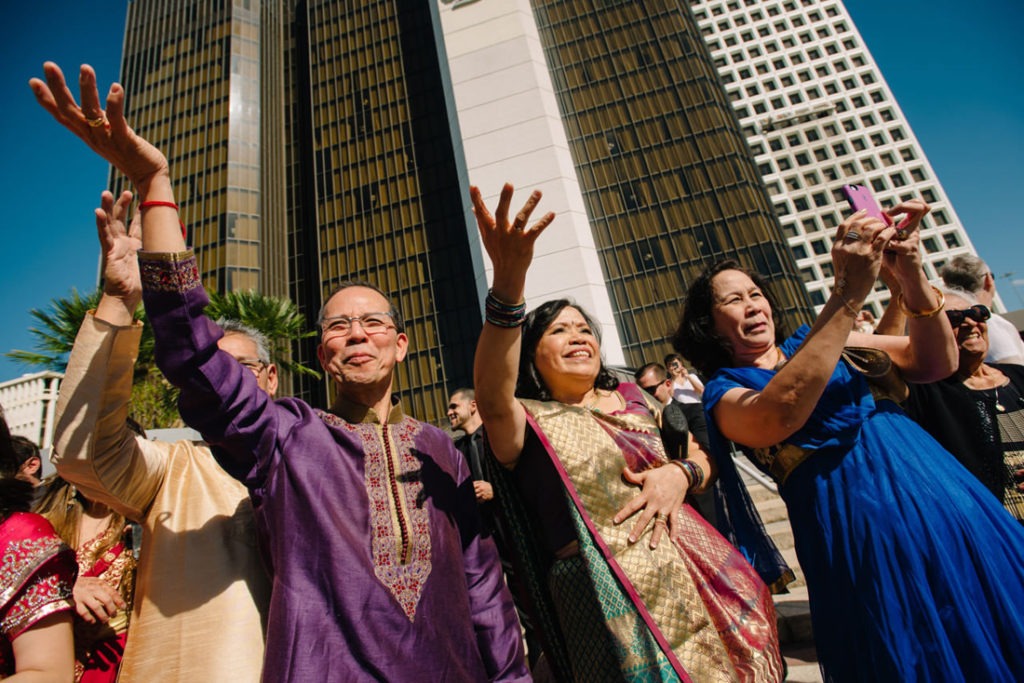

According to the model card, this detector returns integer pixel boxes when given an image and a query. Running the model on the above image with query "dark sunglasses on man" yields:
[944,304,990,327]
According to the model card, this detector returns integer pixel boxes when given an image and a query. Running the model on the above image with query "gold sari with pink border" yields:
[519,384,782,682]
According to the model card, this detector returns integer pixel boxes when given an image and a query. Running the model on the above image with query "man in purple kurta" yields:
[138,254,528,682]
[30,60,525,682]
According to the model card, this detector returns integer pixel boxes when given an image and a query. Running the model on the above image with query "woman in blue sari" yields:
[674,200,1024,682]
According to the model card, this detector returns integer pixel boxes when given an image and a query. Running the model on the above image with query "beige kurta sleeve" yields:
[52,312,168,521]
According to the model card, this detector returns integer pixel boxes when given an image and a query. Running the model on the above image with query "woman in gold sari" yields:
[470,184,783,682]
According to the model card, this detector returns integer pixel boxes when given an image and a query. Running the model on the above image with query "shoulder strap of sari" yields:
[703,376,795,593]
[520,402,691,680]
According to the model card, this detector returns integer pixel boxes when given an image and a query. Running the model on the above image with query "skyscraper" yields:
[440,0,812,370]
[690,0,989,316]
[116,0,813,423]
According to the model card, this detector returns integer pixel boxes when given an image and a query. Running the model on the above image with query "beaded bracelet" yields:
[485,289,526,328]
[667,459,705,491]
[139,200,187,240]
[897,286,945,319]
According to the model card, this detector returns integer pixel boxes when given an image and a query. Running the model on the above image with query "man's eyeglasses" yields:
[639,384,661,394]
[321,312,395,337]
[944,304,991,327]
[236,358,267,376]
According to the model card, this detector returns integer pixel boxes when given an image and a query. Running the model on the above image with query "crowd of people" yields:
[1,59,1022,682]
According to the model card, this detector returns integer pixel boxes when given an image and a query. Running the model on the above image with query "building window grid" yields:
[691,0,973,300]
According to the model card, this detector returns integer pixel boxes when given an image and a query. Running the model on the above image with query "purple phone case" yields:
[842,184,892,225]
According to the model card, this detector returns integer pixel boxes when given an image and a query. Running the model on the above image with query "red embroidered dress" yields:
[73,524,135,683]
[0,512,76,675]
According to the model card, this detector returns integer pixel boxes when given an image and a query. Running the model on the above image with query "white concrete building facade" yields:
[691,0,987,316]
[0,371,63,450]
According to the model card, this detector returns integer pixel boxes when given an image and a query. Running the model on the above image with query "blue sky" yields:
[1,0,1022,382]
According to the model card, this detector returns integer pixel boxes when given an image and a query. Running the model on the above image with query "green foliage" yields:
[129,366,182,430]
[205,290,321,379]
[6,286,321,429]
[6,288,105,372]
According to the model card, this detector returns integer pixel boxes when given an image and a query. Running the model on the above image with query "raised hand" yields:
[469,183,555,301]
[96,190,142,307]
[832,209,898,304]
[881,198,929,284]
[29,62,169,193]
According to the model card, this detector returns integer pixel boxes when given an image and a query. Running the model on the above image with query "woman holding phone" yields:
[676,201,1024,681]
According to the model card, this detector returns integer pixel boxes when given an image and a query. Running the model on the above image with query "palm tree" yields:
[204,290,321,380]
[7,287,320,428]
[6,288,112,370]
[5,287,176,426]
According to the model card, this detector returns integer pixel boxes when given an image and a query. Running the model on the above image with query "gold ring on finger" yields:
[87,116,108,128]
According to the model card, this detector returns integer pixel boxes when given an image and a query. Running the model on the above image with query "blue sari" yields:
[704,326,1024,682]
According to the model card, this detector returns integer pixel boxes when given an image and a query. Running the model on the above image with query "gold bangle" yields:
[897,286,945,319]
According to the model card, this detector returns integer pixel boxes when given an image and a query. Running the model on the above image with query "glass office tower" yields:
[118,0,813,422]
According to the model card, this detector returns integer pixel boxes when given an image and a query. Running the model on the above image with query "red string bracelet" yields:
[139,200,187,241]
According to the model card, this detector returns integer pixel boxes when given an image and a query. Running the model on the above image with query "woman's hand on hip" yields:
[613,464,688,549]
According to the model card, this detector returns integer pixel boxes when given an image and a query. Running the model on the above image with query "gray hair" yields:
[217,319,272,364]
[934,284,978,307]
[940,255,988,295]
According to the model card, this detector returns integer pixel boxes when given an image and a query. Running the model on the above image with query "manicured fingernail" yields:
[628,535,636,544]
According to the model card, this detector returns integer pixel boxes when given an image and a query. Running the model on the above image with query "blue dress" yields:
[703,326,1024,682]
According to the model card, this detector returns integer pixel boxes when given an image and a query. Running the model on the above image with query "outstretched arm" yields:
[470,184,554,466]
[33,62,283,486]
[848,199,957,381]
[53,190,169,520]
[30,62,182,252]
[715,210,897,449]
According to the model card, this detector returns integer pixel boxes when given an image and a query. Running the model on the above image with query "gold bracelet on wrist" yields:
[838,297,861,318]
[831,276,862,318]
[897,286,945,319]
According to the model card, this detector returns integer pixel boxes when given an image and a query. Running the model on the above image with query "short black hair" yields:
[318,280,405,333]
[449,387,475,402]
[0,416,33,515]
[9,435,39,467]
[672,259,784,378]
[634,362,668,384]
[517,299,619,401]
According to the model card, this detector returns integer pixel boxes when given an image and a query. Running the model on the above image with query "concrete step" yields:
[774,585,814,645]
[753,496,789,524]
[764,518,795,551]
[743,479,779,506]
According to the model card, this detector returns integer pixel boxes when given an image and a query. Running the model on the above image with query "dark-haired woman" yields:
[35,477,135,682]
[675,201,1024,681]
[471,184,783,682]
[0,414,77,681]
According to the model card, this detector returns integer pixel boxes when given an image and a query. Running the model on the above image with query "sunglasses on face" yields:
[944,304,990,327]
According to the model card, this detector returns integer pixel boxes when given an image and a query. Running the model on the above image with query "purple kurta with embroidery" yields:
[140,252,528,682]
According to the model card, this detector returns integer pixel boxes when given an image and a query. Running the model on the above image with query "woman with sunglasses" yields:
[904,287,1024,521]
